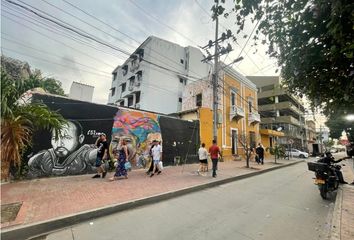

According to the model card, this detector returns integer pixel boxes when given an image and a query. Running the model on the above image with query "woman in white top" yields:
[198,143,208,174]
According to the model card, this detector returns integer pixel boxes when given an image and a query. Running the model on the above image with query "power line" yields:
[41,0,137,52]
[5,0,132,56]
[60,0,209,81]
[129,0,199,46]
[2,6,207,83]
[1,35,113,74]
[1,10,126,61]
[2,47,111,78]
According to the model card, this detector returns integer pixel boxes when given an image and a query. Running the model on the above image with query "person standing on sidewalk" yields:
[209,140,222,178]
[256,143,265,165]
[198,143,208,174]
[150,140,162,177]
[92,133,108,178]
[110,138,129,181]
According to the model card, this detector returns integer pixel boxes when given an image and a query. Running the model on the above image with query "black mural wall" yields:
[26,93,199,178]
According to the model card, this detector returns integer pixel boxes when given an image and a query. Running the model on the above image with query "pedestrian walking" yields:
[150,140,162,177]
[198,143,208,174]
[109,138,129,181]
[256,143,265,165]
[146,141,158,175]
[92,133,108,178]
[209,140,222,178]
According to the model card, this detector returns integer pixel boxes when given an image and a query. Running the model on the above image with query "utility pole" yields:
[201,0,236,144]
[212,0,219,143]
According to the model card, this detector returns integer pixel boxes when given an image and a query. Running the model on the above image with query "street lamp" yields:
[345,114,354,122]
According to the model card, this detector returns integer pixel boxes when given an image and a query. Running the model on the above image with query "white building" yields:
[69,81,94,102]
[108,36,212,114]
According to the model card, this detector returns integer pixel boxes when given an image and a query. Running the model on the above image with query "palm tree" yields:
[1,70,66,181]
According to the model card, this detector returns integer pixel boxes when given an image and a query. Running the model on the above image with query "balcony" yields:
[248,112,260,124]
[230,105,245,121]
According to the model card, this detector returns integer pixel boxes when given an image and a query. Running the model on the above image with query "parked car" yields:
[286,149,309,158]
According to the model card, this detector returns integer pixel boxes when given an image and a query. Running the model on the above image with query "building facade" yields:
[108,36,212,114]
[177,65,260,160]
[69,81,94,102]
[247,76,306,150]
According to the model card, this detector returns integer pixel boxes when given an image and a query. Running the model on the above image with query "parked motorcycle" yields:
[307,155,349,199]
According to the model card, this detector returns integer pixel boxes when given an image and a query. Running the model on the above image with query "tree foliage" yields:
[220,0,354,114]
[325,108,354,141]
[23,73,65,96]
[0,70,66,181]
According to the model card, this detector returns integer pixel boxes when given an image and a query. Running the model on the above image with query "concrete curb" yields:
[330,186,343,240]
[1,160,304,240]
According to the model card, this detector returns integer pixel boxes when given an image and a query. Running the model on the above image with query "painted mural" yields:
[26,93,199,178]
[28,120,99,177]
[110,109,162,167]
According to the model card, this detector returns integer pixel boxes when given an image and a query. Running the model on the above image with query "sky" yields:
[0,0,326,125]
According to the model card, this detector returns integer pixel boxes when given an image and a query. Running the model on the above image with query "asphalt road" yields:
[44,161,335,240]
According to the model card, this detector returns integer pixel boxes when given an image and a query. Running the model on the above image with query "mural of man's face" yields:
[112,133,137,161]
[51,121,84,158]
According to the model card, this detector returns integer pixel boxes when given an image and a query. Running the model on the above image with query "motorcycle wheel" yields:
[319,184,328,199]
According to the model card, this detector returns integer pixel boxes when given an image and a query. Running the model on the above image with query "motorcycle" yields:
[307,156,349,199]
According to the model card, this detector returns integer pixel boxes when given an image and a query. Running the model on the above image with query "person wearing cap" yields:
[92,133,109,178]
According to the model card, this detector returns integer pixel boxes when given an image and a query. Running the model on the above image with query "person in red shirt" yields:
[209,140,222,177]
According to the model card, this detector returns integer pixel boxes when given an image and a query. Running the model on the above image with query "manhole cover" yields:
[1,202,22,223]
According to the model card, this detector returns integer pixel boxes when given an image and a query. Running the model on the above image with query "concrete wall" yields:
[69,82,94,102]
[27,93,199,178]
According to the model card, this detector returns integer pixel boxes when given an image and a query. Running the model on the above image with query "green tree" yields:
[218,0,354,114]
[23,73,65,96]
[1,70,66,181]
[266,145,286,164]
[326,108,354,142]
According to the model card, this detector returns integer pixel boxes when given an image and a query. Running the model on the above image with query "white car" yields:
[286,149,309,158]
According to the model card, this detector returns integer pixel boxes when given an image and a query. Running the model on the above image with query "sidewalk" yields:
[331,158,354,240]
[1,158,302,239]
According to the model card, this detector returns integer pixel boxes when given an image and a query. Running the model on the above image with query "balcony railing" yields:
[230,105,245,120]
[248,112,261,124]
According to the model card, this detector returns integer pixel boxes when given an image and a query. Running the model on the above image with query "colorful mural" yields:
[111,109,162,167]
[26,93,199,178]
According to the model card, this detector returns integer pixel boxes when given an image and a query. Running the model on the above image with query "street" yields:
[43,161,334,240]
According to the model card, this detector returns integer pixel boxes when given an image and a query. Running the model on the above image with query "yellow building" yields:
[178,64,262,160]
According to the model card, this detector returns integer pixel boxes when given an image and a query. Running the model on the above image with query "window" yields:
[136,48,144,61]
[231,92,236,106]
[119,101,124,106]
[111,87,116,96]
[179,78,187,85]
[136,91,141,104]
[180,59,184,64]
[128,96,134,107]
[129,76,135,88]
[121,83,126,92]
[122,65,128,76]
[136,71,142,82]
[112,72,117,81]
[179,97,182,103]
[249,131,256,149]
[248,98,253,113]
[196,93,202,107]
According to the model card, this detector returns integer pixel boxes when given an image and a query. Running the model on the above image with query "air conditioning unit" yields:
[135,103,141,109]
[128,85,134,91]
